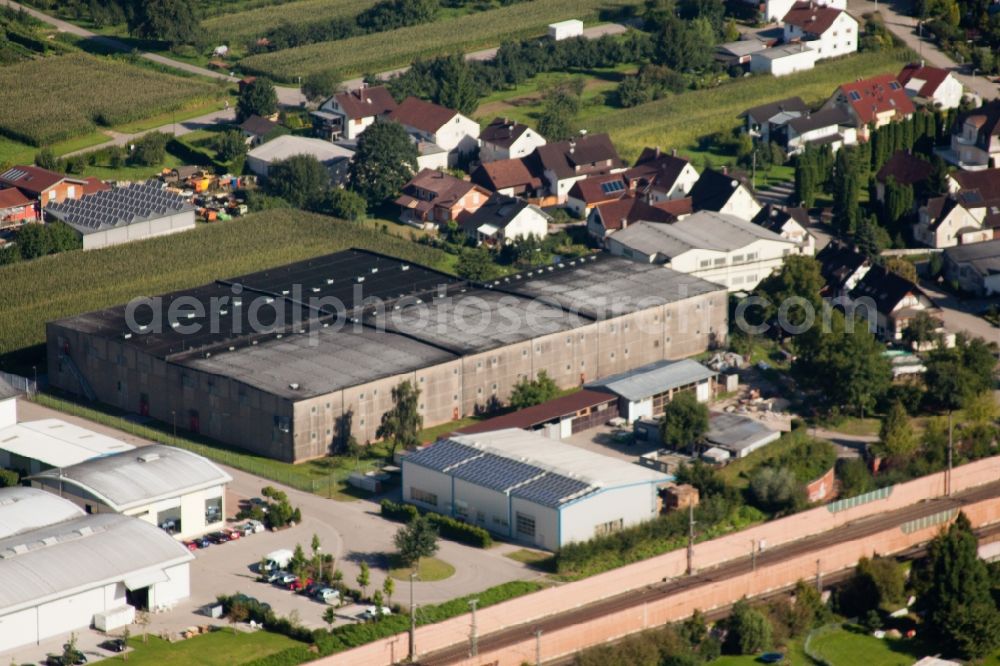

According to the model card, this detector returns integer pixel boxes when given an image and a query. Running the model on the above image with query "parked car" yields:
[99,638,126,653]
[360,605,392,620]
[314,587,340,604]
[289,577,313,592]
[275,573,297,587]
[183,540,198,551]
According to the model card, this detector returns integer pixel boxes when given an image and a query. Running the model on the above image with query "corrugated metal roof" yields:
[0,513,192,615]
[0,418,134,468]
[28,445,232,512]
[0,487,84,539]
[587,359,716,403]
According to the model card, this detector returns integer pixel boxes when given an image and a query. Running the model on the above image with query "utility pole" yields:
[469,598,479,657]
[409,572,417,662]
[534,628,543,666]
[947,410,954,497]
[686,502,696,576]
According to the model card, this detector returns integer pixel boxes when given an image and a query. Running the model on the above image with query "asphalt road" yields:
[416,479,1000,665]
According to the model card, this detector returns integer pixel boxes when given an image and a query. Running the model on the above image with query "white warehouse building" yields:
[402,429,670,550]
[28,444,232,541]
[0,487,192,652]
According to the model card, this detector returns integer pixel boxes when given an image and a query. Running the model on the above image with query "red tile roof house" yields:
[388,97,481,169]
[822,73,915,140]
[394,169,491,230]
[533,133,625,203]
[479,117,547,163]
[0,165,108,208]
[586,194,692,244]
[625,147,701,202]
[0,187,37,230]
[470,157,546,199]
[897,62,964,110]
[566,173,629,218]
[313,85,398,141]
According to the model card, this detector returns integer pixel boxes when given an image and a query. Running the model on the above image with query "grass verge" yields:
[389,556,456,582]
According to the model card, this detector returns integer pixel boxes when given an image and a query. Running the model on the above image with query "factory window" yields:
[594,518,623,537]
[515,512,536,538]
[411,488,438,506]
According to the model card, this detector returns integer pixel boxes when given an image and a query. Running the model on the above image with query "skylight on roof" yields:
[601,180,625,195]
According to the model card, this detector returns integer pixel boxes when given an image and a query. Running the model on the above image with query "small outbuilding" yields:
[548,19,584,41]
[402,428,670,550]
[29,445,232,540]
[587,359,716,423]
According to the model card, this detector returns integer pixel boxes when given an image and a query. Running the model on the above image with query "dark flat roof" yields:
[454,390,616,435]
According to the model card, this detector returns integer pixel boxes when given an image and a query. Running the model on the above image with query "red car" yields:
[289,577,314,592]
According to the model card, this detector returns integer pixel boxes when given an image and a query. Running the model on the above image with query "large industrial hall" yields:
[47,249,727,462]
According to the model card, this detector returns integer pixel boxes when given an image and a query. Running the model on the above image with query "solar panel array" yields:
[407,439,597,506]
[46,181,192,232]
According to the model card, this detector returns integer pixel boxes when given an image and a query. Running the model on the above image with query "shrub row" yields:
[379,499,492,548]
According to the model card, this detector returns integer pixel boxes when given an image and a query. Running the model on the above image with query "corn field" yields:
[202,0,373,49]
[0,53,218,146]
[592,49,915,161]
[239,0,638,80]
[0,210,451,359]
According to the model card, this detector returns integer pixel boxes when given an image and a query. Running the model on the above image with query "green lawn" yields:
[121,631,305,665]
[389,556,456,581]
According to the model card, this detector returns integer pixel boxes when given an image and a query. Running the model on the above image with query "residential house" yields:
[782,2,858,61]
[824,74,915,139]
[480,118,546,162]
[388,97,481,168]
[461,193,550,245]
[586,195,692,244]
[605,210,803,291]
[743,96,809,144]
[470,158,546,199]
[874,150,933,202]
[313,85,397,140]
[689,168,763,220]
[0,187,37,230]
[943,238,1000,296]
[749,43,820,77]
[394,169,490,229]
[625,147,701,202]
[783,107,856,155]
[533,133,624,202]
[816,240,871,296]
[948,100,1000,170]
[238,115,278,146]
[0,166,107,208]
[897,62,963,110]
[848,264,936,341]
[566,173,629,217]
[762,0,845,25]
[753,204,816,254]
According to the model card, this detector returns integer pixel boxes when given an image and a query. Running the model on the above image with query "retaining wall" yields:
[319,457,1000,666]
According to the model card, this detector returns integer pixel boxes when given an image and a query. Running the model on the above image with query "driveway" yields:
[13,401,542,634]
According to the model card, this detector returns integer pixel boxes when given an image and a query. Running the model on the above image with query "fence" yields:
[0,370,37,396]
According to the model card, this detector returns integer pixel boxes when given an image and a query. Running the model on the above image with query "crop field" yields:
[0,53,219,146]
[0,210,450,364]
[201,0,374,49]
[590,49,913,161]
[239,0,637,80]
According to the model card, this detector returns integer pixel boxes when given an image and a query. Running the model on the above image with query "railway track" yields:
[417,480,1000,665]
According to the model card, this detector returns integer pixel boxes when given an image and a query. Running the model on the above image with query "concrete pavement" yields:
[848,0,997,100]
